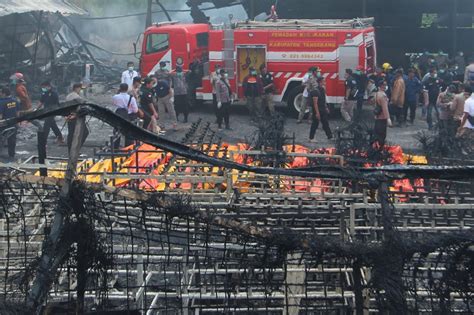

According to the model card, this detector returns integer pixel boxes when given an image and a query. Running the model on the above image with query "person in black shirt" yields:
[38,81,64,144]
[140,78,158,130]
[423,68,441,129]
[353,66,368,120]
[309,78,332,142]
[342,69,357,122]
[260,64,275,115]
[0,87,18,158]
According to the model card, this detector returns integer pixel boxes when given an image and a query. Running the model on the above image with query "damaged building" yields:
[0,0,121,93]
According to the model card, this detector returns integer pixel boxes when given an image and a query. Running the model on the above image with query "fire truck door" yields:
[237,46,266,94]
[338,46,359,80]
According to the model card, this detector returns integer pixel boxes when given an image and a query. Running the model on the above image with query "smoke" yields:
[68,1,248,65]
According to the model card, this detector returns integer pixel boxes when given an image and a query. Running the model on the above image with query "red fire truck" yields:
[140,18,376,116]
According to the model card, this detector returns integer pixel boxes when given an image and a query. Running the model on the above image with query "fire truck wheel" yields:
[286,85,307,118]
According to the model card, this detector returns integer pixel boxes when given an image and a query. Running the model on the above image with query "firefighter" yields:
[65,83,89,153]
[309,77,332,143]
[171,66,190,123]
[298,66,320,123]
[121,62,139,90]
[15,76,32,111]
[342,69,357,122]
[215,69,232,130]
[259,64,275,115]
[242,66,263,117]
[38,81,64,144]
[0,87,18,159]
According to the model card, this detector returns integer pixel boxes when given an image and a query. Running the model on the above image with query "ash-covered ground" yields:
[0,90,428,163]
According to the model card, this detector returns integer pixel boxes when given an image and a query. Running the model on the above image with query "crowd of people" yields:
[1,51,474,159]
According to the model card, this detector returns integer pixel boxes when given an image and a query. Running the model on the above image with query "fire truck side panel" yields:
[197,25,376,109]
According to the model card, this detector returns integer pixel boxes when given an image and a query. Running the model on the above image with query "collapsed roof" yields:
[0,0,86,17]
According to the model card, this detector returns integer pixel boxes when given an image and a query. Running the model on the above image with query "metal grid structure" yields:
[0,106,473,314]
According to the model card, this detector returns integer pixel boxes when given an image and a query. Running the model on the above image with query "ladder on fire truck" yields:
[222,28,235,79]
[234,18,374,30]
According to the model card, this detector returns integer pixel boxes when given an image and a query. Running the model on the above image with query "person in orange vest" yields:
[242,66,263,118]
[15,76,32,111]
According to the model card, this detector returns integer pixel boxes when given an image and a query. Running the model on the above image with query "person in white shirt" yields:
[458,86,474,154]
[121,62,139,89]
[112,83,138,148]
[65,83,89,152]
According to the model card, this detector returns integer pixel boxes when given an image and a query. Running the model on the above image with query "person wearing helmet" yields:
[15,76,32,111]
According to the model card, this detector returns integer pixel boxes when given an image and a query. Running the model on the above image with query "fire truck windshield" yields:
[146,33,169,54]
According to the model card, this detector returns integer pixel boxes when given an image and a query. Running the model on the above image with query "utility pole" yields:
[146,0,153,28]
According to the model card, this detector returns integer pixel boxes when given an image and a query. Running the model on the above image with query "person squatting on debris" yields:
[260,64,275,115]
[243,66,263,117]
[0,87,18,159]
[390,69,406,127]
[215,69,233,130]
[298,66,320,123]
[112,83,139,148]
[171,66,190,123]
[373,80,392,147]
[121,61,139,90]
[140,77,159,132]
[65,83,90,153]
[457,85,474,154]
[38,81,64,144]
[155,76,177,129]
[309,77,332,143]
[342,68,357,122]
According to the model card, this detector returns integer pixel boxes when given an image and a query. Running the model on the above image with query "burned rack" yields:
[0,103,473,313]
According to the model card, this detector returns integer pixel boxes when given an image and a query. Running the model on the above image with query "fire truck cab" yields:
[140,18,376,116]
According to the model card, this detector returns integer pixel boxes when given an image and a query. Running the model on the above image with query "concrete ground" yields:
[0,91,431,163]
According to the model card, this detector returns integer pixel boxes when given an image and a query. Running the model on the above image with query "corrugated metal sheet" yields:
[0,0,86,17]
